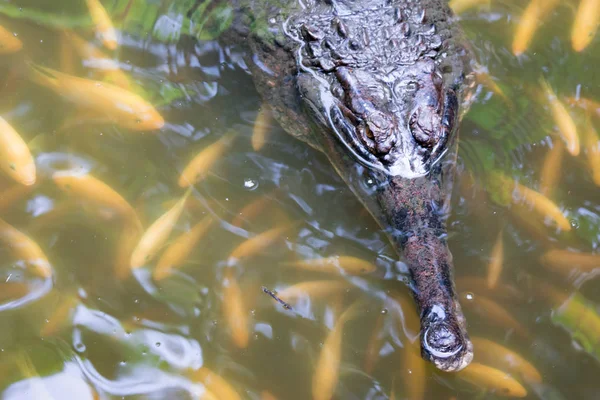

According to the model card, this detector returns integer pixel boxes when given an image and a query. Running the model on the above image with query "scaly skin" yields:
[220,0,475,371]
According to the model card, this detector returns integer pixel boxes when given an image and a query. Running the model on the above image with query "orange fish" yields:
[40,294,79,337]
[282,255,376,275]
[400,342,426,400]
[63,30,132,89]
[471,337,542,383]
[312,300,362,400]
[251,105,274,151]
[222,269,250,348]
[566,95,600,117]
[0,117,36,186]
[494,173,571,231]
[86,0,118,50]
[130,189,191,268]
[0,25,22,54]
[474,67,510,106]
[0,183,34,214]
[461,292,529,339]
[512,0,560,56]
[363,312,385,375]
[487,228,504,289]
[188,367,242,400]
[539,140,565,196]
[231,190,279,228]
[540,248,600,275]
[0,218,52,278]
[583,119,600,186]
[228,222,297,262]
[178,132,237,188]
[275,280,350,303]
[28,64,164,131]
[153,216,213,281]
[540,79,580,156]
[456,363,527,397]
[53,172,141,230]
[571,0,600,52]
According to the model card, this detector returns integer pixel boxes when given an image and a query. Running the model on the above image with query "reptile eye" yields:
[394,80,419,97]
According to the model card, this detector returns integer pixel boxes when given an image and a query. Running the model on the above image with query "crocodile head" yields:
[292,6,475,372]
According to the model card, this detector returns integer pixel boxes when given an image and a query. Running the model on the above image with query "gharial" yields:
[202,0,476,372]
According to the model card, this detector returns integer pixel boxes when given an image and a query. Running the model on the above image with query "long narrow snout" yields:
[315,128,472,372]
[375,172,473,372]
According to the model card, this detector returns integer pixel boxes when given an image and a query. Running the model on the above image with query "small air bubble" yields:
[243,178,258,190]
[381,308,388,314]
[570,219,579,229]
[465,292,474,300]
[155,342,161,347]
[251,309,256,315]
[12,33,18,37]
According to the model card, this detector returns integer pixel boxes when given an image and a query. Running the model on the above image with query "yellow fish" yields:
[282,255,376,275]
[512,0,560,56]
[471,337,542,383]
[571,0,600,52]
[493,173,571,231]
[251,105,274,151]
[540,248,600,275]
[461,292,529,339]
[539,140,565,196]
[86,0,118,50]
[179,132,237,188]
[153,216,213,281]
[28,64,164,131]
[540,78,580,156]
[40,294,79,337]
[0,117,36,186]
[222,269,250,348]
[63,30,132,89]
[53,172,141,230]
[0,183,34,214]
[0,218,52,278]
[231,190,278,228]
[312,300,362,400]
[566,95,600,117]
[188,366,242,400]
[456,363,527,397]
[486,228,504,289]
[0,25,22,54]
[228,222,297,262]
[275,280,350,303]
[130,189,191,268]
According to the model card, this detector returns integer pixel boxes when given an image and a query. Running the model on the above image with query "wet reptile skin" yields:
[219,0,476,372]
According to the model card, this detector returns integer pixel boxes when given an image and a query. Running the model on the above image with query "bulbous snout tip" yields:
[421,320,473,372]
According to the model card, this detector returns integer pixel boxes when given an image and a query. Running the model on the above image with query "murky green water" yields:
[0,0,599,399]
